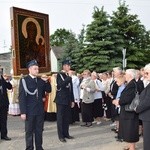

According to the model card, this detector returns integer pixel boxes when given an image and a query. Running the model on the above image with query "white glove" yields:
[86,88,91,92]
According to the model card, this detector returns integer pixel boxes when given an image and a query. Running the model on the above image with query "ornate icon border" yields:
[10,7,50,75]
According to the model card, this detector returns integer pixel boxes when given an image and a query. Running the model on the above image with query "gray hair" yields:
[126,69,136,79]
[113,67,122,74]
[144,63,150,71]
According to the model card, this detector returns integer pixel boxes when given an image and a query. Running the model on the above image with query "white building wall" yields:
[50,50,58,72]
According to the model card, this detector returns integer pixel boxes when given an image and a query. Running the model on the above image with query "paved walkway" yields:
[0,115,143,150]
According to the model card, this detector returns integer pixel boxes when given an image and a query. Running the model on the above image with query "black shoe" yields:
[65,136,74,139]
[1,136,11,141]
[111,128,117,132]
[115,136,118,139]
[115,130,118,134]
[59,138,66,143]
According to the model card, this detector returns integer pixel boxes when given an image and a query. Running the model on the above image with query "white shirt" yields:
[72,75,80,102]
[102,79,110,94]
[93,79,104,99]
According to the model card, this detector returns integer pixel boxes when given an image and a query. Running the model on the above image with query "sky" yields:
[0,0,150,53]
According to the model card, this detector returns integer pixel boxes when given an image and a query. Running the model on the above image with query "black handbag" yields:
[125,93,140,112]
[125,82,140,112]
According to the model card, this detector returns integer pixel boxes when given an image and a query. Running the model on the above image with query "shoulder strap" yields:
[22,78,37,95]
[59,73,65,81]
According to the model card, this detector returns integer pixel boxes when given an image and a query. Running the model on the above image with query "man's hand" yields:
[21,114,26,120]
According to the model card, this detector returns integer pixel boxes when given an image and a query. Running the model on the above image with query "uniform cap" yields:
[62,60,71,66]
[26,60,38,68]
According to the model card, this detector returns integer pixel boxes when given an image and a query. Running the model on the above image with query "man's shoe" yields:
[65,136,74,139]
[1,136,11,141]
[59,138,66,142]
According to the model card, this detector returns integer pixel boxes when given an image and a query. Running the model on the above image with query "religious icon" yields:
[10,7,50,75]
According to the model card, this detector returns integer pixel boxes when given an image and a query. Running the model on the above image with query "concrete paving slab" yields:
[0,115,143,150]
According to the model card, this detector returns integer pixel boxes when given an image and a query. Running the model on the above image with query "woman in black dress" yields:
[113,69,139,150]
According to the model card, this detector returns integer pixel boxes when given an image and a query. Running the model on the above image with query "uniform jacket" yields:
[18,75,51,115]
[0,75,12,108]
[136,83,150,121]
[119,79,138,120]
[55,72,74,105]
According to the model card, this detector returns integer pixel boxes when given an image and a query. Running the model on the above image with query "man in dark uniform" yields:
[0,69,12,140]
[18,60,51,150]
[55,60,74,142]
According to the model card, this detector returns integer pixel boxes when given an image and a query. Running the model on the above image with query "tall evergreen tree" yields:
[111,1,148,69]
[72,25,86,72]
[79,6,123,73]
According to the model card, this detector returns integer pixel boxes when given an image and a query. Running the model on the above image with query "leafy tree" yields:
[61,31,79,70]
[50,28,80,71]
[50,28,71,46]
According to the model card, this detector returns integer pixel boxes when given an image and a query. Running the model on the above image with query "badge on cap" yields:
[26,60,38,68]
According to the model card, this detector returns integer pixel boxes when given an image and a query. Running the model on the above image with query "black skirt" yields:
[119,118,139,142]
[93,98,104,118]
[69,103,80,124]
[81,102,94,122]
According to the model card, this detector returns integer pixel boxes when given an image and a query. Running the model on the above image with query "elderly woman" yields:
[136,63,150,150]
[91,71,104,125]
[80,70,96,127]
[113,69,139,150]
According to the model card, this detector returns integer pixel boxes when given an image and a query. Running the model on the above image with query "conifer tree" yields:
[111,1,148,68]
[80,6,123,72]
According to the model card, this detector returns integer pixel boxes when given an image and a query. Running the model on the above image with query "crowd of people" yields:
[0,61,150,150]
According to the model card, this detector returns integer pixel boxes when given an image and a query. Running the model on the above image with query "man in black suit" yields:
[136,64,150,150]
[55,60,74,142]
[0,69,12,141]
[19,60,51,150]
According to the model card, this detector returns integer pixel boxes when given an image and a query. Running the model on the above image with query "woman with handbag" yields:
[113,69,139,150]
[136,63,150,150]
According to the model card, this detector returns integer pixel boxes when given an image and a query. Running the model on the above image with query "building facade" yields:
[0,52,12,75]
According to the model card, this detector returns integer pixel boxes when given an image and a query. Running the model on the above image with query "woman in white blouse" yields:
[91,72,104,124]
